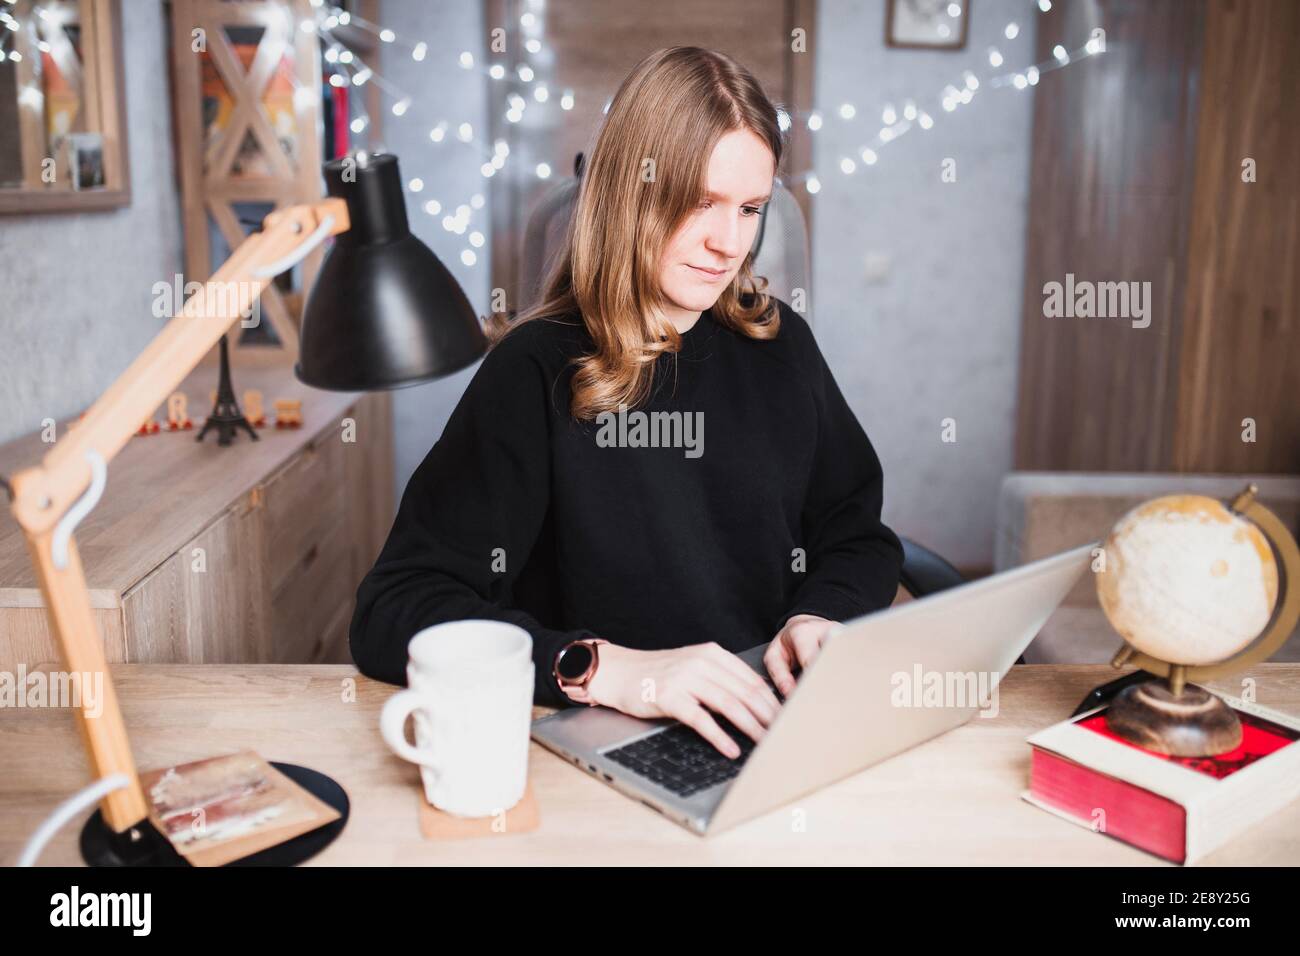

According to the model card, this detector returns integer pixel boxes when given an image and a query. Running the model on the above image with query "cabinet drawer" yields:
[122,500,268,663]
[268,517,352,663]
[261,427,347,595]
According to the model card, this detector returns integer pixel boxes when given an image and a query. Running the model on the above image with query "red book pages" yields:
[1077,711,1297,779]
[1028,709,1300,863]
[1029,748,1187,862]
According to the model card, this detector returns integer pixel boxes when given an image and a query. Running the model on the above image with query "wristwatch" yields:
[554,638,608,705]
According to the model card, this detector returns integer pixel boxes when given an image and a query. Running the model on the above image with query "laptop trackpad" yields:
[532,705,668,752]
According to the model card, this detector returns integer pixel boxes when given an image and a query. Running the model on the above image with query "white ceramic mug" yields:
[380,620,534,817]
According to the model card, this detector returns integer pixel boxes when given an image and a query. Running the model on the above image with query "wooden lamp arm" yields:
[6,199,349,833]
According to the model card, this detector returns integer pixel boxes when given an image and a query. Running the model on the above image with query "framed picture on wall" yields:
[886,0,970,50]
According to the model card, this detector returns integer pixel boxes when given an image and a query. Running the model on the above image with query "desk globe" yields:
[1096,486,1300,756]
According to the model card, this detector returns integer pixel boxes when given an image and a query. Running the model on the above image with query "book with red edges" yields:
[1022,689,1300,863]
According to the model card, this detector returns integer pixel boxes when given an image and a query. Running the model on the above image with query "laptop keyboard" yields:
[602,715,758,798]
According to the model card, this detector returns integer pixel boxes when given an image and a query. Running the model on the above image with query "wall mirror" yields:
[0,0,129,213]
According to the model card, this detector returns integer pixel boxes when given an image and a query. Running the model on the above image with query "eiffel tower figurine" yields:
[197,335,259,446]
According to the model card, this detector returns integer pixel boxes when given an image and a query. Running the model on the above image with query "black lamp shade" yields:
[297,153,487,391]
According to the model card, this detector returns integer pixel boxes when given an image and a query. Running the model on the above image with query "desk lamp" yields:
[6,152,486,865]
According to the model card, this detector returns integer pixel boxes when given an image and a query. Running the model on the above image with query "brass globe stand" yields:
[1106,485,1300,756]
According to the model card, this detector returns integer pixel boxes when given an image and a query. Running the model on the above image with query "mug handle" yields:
[380,690,441,778]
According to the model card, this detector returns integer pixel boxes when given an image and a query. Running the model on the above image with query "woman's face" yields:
[656,128,774,326]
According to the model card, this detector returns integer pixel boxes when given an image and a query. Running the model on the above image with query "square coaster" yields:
[417,783,540,840]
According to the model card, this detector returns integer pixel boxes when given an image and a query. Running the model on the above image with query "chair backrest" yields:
[899,536,965,599]
[517,157,811,317]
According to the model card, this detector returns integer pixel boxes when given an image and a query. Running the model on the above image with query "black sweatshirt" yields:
[349,299,903,707]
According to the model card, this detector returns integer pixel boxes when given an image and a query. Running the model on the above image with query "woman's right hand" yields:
[583,643,782,758]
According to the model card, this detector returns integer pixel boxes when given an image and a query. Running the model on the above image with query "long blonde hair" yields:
[488,46,784,421]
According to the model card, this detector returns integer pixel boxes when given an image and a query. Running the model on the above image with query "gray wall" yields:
[379,1,491,501]
[0,0,181,446]
[811,0,1036,569]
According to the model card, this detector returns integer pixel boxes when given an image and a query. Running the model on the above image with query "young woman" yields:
[350,46,903,759]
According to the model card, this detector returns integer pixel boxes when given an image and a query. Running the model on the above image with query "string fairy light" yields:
[306,3,1101,253]
[299,0,1095,255]
[294,3,576,270]
[790,0,1106,192]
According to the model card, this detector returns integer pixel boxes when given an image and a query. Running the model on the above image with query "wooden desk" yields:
[3,664,1299,866]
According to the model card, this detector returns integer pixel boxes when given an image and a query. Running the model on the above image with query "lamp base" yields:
[79,763,349,867]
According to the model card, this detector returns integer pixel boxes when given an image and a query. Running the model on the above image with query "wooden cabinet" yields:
[0,361,394,670]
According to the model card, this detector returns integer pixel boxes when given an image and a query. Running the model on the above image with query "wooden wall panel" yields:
[1015,0,1300,475]
[1173,0,1300,473]
[1014,0,1205,472]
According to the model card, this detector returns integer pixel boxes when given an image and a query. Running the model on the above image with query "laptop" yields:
[531,543,1096,835]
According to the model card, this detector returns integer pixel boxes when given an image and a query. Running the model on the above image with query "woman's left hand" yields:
[764,613,838,697]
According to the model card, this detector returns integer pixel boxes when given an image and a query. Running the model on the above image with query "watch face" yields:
[557,643,595,681]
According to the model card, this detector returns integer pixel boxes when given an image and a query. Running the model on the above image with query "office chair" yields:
[898,537,964,598]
